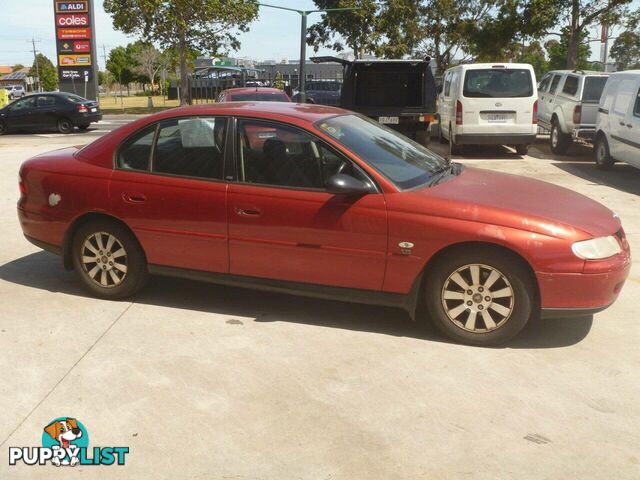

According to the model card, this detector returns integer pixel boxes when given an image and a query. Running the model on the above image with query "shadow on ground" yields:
[0,251,593,349]
[552,161,640,196]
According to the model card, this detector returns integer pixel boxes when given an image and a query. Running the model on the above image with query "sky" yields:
[0,0,639,70]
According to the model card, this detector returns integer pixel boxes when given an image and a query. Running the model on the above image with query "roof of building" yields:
[1,69,30,81]
[0,66,13,75]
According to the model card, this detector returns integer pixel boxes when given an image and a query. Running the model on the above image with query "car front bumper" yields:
[537,251,631,318]
[455,133,537,145]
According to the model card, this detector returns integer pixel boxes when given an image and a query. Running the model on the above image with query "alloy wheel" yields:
[441,263,515,333]
[80,232,128,288]
[551,126,558,148]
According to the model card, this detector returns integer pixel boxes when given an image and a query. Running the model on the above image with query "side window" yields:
[117,125,156,171]
[36,96,56,107]
[237,120,368,189]
[538,74,550,93]
[613,79,636,116]
[443,72,452,97]
[549,74,561,95]
[9,97,36,111]
[634,88,640,117]
[562,75,579,96]
[153,117,227,179]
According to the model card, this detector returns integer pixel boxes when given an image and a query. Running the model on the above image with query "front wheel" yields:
[594,135,614,170]
[424,247,534,346]
[0,121,7,135]
[72,220,149,299]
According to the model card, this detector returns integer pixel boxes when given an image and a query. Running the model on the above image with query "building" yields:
[0,68,33,90]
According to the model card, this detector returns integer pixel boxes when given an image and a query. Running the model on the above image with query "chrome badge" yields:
[48,193,61,207]
[399,241,414,255]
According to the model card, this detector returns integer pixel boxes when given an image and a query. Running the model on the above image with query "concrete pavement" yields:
[1,130,639,479]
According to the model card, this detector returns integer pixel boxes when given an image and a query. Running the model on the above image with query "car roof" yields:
[546,70,609,76]
[224,87,287,95]
[452,63,534,70]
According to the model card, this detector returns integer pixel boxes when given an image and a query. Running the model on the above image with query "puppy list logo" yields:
[8,417,129,467]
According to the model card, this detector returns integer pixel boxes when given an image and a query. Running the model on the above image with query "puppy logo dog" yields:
[43,418,83,467]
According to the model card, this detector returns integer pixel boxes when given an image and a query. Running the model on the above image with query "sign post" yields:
[53,1,99,100]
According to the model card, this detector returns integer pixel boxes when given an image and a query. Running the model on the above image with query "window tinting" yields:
[562,75,579,96]
[117,125,156,171]
[549,75,561,94]
[583,77,608,103]
[9,97,36,111]
[153,117,226,179]
[37,96,57,107]
[317,114,448,190]
[463,69,533,98]
[237,120,368,189]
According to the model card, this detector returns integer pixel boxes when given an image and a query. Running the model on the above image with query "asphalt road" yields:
[1,120,639,479]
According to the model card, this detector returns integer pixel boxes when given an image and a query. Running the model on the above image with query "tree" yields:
[308,0,380,59]
[104,0,258,105]
[106,46,136,95]
[532,0,631,69]
[12,64,24,72]
[29,53,57,92]
[545,28,591,70]
[519,41,548,78]
[133,44,170,94]
[610,9,640,70]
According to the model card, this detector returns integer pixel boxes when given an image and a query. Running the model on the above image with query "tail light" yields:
[19,179,26,198]
[573,105,582,124]
[78,105,88,113]
[532,100,538,124]
[455,100,463,125]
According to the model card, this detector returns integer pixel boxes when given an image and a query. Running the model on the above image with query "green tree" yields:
[519,41,548,78]
[104,0,258,105]
[12,63,24,72]
[610,9,640,70]
[29,53,57,92]
[308,0,380,59]
[545,28,591,70]
[106,46,136,95]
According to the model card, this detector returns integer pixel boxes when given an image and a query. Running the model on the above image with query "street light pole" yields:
[257,3,358,103]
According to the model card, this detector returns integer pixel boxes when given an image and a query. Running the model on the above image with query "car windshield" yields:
[316,114,448,190]
[463,68,533,98]
[582,77,608,103]
[231,93,289,102]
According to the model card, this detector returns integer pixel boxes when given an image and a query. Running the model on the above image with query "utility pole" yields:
[29,37,41,93]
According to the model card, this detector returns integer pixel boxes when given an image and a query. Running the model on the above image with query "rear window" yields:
[562,75,579,96]
[355,64,424,107]
[582,77,608,103]
[463,69,533,98]
[230,92,289,102]
[63,94,89,104]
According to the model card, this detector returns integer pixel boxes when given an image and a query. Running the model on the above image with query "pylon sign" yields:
[53,1,98,100]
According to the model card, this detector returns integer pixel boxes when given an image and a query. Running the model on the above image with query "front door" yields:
[6,96,37,129]
[227,118,388,291]
[612,82,640,166]
[109,116,230,273]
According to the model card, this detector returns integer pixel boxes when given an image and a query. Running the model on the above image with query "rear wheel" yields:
[424,247,534,346]
[550,120,571,155]
[515,144,529,155]
[448,123,462,154]
[57,118,74,134]
[72,220,149,299]
[594,135,614,170]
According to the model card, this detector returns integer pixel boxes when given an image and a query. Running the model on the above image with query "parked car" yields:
[217,87,290,102]
[292,80,342,106]
[312,57,437,143]
[0,92,101,135]
[438,63,538,155]
[594,70,640,170]
[5,85,26,99]
[537,70,609,154]
[17,103,629,346]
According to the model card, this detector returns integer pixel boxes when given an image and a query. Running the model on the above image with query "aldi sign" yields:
[54,0,97,100]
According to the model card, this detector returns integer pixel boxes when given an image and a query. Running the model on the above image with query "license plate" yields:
[91,108,97,113]
[487,114,507,123]
[379,116,399,124]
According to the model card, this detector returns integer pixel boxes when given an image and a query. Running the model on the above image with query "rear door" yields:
[34,95,60,128]
[609,78,638,163]
[459,66,536,135]
[614,80,640,166]
[227,118,388,290]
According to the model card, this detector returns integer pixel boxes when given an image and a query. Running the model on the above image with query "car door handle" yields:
[235,207,261,217]
[122,192,147,204]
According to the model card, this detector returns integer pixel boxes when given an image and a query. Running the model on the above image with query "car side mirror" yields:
[326,174,375,195]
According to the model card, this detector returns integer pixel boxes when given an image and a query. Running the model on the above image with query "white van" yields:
[438,63,538,154]
[594,70,640,170]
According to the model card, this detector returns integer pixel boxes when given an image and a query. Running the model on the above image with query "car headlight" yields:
[572,236,621,260]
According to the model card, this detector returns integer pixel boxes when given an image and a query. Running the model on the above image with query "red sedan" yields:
[17,103,630,345]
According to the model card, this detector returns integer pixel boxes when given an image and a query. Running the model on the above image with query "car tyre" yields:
[78,124,90,131]
[57,118,74,134]
[448,123,462,154]
[0,121,7,136]
[515,145,529,155]
[72,219,149,300]
[550,120,571,155]
[594,135,614,170]
[424,246,534,346]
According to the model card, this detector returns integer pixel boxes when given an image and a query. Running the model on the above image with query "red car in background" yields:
[216,87,291,103]
[17,103,630,345]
